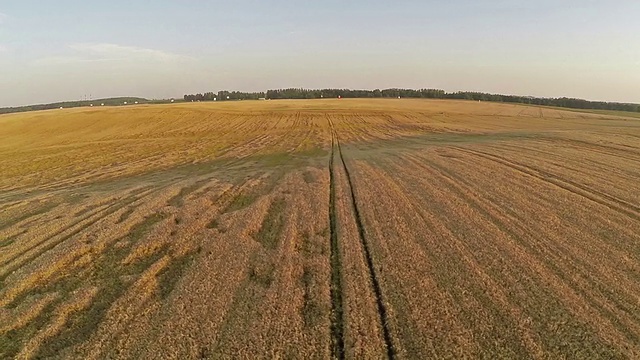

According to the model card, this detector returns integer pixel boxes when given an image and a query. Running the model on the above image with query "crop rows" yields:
[1,99,639,358]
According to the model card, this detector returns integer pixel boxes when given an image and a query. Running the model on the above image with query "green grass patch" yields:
[248,152,293,167]
[301,266,327,327]
[5,212,170,357]
[295,147,328,158]
[206,218,219,230]
[0,238,16,248]
[32,219,174,358]
[300,230,325,256]
[223,170,287,214]
[244,148,327,170]
[248,258,275,287]
[0,201,60,230]
[167,179,209,208]
[156,247,201,300]
[116,206,135,224]
[126,212,167,242]
[73,202,107,217]
[254,197,286,250]
[65,193,91,205]
[0,300,60,359]
[302,171,316,184]
[225,193,258,213]
[33,243,130,358]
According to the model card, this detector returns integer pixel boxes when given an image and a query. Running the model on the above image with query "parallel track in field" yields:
[328,118,395,359]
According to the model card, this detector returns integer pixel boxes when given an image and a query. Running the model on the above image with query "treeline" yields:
[443,91,640,112]
[265,88,446,100]
[5,89,636,115]
[0,97,150,115]
[184,88,640,113]
[183,91,265,102]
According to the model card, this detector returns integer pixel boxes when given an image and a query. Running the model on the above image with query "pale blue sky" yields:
[1,0,639,107]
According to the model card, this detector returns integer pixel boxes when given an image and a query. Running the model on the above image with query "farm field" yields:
[1,99,639,359]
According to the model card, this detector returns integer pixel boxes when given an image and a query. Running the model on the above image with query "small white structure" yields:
[214,98,217,101]
[90,104,93,107]
[134,101,138,104]
[124,101,128,105]
[59,107,63,110]
[171,99,175,103]
[101,103,105,106]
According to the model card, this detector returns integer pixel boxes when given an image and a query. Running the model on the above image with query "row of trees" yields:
[263,88,447,100]
[0,97,149,115]
[183,91,265,102]
[444,91,640,112]
[2,89,637,115]
[183,88,640,113]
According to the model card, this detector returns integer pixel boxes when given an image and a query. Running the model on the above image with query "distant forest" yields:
[0,97,150,115]
[184,88,640,113]
[183,91,266,102]
[3,89,639,115]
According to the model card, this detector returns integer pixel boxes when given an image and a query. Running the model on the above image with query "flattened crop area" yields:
[1,99,639,358]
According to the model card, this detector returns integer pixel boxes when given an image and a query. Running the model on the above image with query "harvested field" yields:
[1,99,639,359]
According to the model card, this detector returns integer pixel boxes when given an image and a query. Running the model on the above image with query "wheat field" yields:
[1,99,639,359]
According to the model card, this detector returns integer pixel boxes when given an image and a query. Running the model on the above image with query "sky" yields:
[1,0,639,107]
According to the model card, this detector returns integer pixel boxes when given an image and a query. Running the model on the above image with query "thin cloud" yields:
[0,12,6,24]
[33,43,193,66]
[32,56,120,65]
[69,43,192,61]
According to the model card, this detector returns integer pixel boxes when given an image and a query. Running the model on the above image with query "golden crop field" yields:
[1,99,639,359]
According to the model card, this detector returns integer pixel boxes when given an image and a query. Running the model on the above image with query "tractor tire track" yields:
[329,118,395,359]
[328,122,345,359]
